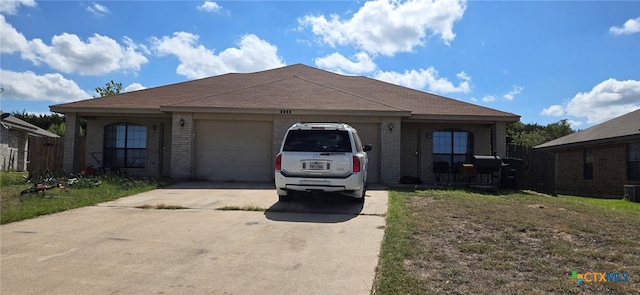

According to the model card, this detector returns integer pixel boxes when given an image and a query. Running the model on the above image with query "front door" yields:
[401,126,420,179]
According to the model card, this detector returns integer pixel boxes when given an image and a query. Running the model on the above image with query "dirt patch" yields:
[402,191,640,294]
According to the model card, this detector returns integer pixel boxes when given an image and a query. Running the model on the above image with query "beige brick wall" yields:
[381,118,402,184]
[63,113,81,174]
[170,114,193,178]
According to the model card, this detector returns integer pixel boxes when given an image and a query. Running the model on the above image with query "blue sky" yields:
[1,0,639,129]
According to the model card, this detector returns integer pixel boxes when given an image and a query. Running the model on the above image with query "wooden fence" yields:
[27,136,85,177]
[506,144,557,196]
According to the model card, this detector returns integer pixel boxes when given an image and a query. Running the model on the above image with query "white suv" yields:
[275,123,371,202]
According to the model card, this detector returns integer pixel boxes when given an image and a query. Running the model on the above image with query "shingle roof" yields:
[536,108,640,150]
[0,112,60,138]
[50,64,519,120]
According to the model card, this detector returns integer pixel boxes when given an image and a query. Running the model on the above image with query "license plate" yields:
[304,161,327,170]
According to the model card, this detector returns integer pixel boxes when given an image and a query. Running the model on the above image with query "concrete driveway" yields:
[1,182,388,295]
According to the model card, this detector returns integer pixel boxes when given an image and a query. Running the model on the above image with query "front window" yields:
[433,129,473,173]
[583,148,593,180]
[629,142,640,181]
[104,123,146,168]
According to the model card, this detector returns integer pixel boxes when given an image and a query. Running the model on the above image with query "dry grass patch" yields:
[374,189,640,295]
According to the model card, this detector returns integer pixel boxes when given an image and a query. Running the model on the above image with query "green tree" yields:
[507,119,576,147]
[47,122,66,137]
[95,80,123,97]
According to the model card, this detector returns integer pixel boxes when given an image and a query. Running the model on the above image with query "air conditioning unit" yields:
[623,185,640,203]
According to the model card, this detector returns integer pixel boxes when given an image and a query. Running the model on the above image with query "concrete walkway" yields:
[1,182,388,295]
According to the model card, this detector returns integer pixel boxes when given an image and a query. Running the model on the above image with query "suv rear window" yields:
[283,130,351,152]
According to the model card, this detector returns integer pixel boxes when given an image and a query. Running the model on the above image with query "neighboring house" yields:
[0,112,60,172]
[536,109,640,198]
[50,64,519,184]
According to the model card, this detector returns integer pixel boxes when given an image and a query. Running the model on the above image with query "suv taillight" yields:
[352,156,361,173]
[275,154,282,171]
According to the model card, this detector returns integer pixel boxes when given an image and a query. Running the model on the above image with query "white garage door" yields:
[195,120,273,181]
[349,123,380,183]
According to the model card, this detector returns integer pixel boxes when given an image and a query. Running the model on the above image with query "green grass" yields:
[0,172,168,224]
[373,189,640,295]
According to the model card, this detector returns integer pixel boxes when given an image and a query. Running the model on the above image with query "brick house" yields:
[0,112,59,172]
[50,64,519,184]
[536,109,640,198]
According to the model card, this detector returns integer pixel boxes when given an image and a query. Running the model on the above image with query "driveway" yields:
[1,182,388,295]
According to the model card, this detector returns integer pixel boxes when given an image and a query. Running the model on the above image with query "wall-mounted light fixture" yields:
[152,125,157,132]
[388,123,394,131]
[179,118,185,128]
[427,133,431,139]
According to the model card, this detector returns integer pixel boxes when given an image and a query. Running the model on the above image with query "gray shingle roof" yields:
[50,64,519,121]
[0,112,60,138]
[535,108,640,150]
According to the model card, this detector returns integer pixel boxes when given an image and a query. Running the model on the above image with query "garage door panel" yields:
[195,120,273,181]
[349,123,380,183]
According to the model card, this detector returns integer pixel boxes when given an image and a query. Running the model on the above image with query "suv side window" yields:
[283,130,352,152]
[352,130,363,152]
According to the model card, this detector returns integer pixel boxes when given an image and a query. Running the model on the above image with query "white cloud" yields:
[609,17,640,35]
[198,1,222,13]
[566,119,583,128]
[503,85,523,100]
[314,52,377,74]
[540,104,564,117]
[373,67,471,94]
[481,95,496,102]
[0,70,91,103]
[86,2,110,17]
[2,16,148,76]
[565,78,640,124]
[124,83,146,92]
[0,0,36,15]
[0,14,28,54]
[298,0,466,56]
[23,33,148,75]
[151,32,285,79]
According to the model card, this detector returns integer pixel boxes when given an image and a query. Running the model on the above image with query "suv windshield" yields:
[283,130,351,152]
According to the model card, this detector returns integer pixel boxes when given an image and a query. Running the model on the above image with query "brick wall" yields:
[555,143,639,198]
[63,113,81,174]
[171,114,193,178]
[381,118,401,184]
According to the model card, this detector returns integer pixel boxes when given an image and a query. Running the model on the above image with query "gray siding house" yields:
[0,112,59,172]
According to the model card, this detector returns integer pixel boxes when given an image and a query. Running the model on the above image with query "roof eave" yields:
[536,133,640,150]
[407,114,520,122]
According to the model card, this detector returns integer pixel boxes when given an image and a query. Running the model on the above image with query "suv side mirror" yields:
[364,144,372,152]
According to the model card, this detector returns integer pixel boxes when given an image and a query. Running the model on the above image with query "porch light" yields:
[388,123,393,131]
[180,118,185,127]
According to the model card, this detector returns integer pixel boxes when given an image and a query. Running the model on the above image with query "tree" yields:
[507,119,576,147]
[95,80,123,97]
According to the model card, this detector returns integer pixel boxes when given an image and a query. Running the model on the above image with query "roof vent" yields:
[280,110,292,114]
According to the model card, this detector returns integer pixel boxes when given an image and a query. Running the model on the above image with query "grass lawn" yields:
[373,189,640,295]
[0,172,167,224]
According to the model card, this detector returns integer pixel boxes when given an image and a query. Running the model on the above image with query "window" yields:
[283,130,351,152]
[583,148,593,180]
[629,142,640,181]
[104,123,146,168]
[433,129,473,173]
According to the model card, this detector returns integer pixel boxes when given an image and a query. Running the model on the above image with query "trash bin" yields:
[501,158,524,190]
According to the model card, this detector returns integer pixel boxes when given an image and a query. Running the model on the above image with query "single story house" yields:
[50,64,519,184]
[0,112,60,172]
[536,108,640,198]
